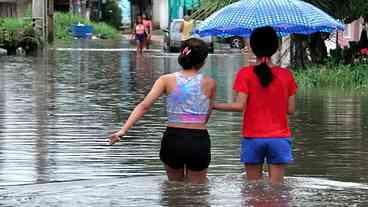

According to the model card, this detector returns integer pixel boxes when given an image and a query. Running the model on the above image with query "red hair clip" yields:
[182,47,192,56]
[260,57,271,63]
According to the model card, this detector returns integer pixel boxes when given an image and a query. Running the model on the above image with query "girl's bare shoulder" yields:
[159,73,176,83]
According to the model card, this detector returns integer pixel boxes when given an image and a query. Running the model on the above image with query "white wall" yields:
[159,0,169,30]
[119,0,131,25]
[152,0,160,28]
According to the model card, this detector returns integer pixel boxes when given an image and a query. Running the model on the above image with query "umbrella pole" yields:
[336,31,340,49]
[242,38,254,67]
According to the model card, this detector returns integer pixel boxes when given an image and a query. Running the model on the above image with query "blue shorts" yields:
[136,34,145,43]
[240,138,293,165]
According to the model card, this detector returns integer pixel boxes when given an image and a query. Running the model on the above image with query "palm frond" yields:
[191,0,239,20]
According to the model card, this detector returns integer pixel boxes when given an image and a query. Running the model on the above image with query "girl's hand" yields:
[109,130,126,145]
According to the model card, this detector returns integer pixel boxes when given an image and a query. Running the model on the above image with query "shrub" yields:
[0,17,40,54]
[294,64,368,90]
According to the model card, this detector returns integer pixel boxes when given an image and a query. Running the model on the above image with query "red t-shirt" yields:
[233,66,298,138]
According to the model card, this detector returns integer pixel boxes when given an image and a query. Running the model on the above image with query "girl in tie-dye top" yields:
[109,38,216,184]
[166,71,210,124]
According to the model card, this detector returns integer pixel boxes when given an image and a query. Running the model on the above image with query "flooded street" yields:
[1,40,368,206]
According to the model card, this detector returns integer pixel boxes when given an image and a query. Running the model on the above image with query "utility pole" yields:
[32,0,54,43]
[32,0,46,42]
[70,0,73,13]
[47,0,54,43]
[81,0,87,19]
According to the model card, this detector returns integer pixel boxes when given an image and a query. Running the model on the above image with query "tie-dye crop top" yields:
[167,72,210,124]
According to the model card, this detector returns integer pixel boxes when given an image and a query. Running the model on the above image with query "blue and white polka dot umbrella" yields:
[195,0,345,37]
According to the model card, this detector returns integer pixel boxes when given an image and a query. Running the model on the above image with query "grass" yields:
[0,18,30,33]
[0,17,38,51]
[54,12,120,41]
[294,63,368,90]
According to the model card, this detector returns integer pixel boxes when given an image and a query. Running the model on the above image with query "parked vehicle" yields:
[217,36,246,49]
[163,19,214,52]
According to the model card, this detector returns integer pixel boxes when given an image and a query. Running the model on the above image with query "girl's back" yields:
[234,66,297,137]
[162,71,215,128]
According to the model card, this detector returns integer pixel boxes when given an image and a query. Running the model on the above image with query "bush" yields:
[329,41,367,65]
[0,17,40,54]
[294,64,368,90]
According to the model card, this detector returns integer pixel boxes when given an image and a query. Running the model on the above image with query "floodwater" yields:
[0,40,368,206]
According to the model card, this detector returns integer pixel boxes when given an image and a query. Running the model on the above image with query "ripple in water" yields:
[1,176,368,207]
[1,41,368,206]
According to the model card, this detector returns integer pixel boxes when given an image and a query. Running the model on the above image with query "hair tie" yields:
[182,47,191,56]
[260,57,271,64]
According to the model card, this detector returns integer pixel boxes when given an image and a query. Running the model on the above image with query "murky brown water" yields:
[0,41,368,206]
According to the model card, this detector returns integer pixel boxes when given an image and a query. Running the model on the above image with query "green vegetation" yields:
[54,12,120,41]
[193,0,368,68]
[193,0,368,23]
[294,63,368,89]
[0,17,40,54]
[101,0,122,29]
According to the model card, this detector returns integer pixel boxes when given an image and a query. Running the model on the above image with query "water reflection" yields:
[241,182,291,207]
[290,91,368,182]
[1,41,368,206]
[160,181,210,207]
[1,176,367,206]
[32,50,51,183]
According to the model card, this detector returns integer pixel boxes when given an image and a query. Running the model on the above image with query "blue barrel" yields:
[71,24,93,39]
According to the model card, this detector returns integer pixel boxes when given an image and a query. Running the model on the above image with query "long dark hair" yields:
[250,26,279,87]
[178,38,208,70]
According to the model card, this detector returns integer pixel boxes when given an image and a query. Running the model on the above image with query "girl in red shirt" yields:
[213,26,297,184]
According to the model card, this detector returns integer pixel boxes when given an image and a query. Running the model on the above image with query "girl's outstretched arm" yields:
[213,92,247,112]
[109,76,166,145]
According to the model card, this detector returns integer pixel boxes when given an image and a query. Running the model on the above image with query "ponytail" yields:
[254,63,273,87]
[249,26,279,87]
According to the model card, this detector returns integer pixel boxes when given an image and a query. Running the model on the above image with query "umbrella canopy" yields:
[195,0,345,37]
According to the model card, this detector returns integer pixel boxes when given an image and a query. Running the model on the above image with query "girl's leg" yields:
[245,164,263,181]
[139,42,144,53]
[187,169,208,184]
[267,164,285,184]
[164,164,185,182]
[136,40,140,53]
[145,36,151,49]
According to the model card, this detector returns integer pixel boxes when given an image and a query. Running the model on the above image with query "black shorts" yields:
[159,127,211,171]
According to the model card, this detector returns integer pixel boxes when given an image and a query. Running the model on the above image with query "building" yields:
[54,0,102,21]
[0,0,32,17]
[131,0,201,30]
[119,0,131,26]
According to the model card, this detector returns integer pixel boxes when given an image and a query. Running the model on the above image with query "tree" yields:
[101,0,122,29]
[192,0,368,67]
[193,0,368,24]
